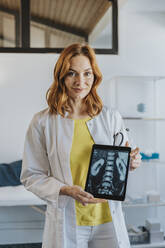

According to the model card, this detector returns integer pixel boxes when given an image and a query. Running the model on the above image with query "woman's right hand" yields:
[60,185,107,206]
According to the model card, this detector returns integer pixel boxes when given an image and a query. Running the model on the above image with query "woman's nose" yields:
[75,74,85,86]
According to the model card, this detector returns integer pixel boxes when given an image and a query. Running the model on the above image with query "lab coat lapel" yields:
[86,114,114,145]
[56,115,74,185]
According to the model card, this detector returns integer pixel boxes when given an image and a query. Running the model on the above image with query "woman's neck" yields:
[67,98,89,119]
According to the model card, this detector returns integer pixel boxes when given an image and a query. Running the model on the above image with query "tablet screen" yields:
[85,144,131,201]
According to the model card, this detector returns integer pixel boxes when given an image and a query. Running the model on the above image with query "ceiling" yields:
[0,0,112,39]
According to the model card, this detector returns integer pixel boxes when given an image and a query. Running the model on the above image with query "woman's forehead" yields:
[69,55,92,71]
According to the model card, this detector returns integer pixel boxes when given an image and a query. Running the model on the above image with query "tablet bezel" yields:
[85,144,131,201]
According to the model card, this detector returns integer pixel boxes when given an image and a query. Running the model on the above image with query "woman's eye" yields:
[67,71,76,77]
[85,71,93,77]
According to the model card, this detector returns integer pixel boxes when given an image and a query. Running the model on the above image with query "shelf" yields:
[123,117,165,121]
[142,161,165,165]
[131,241,165,248]
[122,201,165,208]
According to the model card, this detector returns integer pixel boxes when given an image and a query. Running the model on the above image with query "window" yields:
[0,0,118,54]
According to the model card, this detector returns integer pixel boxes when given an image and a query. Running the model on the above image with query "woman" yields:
[21,43,141,248]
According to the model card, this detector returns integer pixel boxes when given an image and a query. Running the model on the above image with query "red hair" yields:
[46,43,103,117]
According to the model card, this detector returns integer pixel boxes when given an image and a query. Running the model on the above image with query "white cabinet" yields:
[104,76,165,247]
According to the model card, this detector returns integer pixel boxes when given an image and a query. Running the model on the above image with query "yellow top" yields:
[70,118,112,226]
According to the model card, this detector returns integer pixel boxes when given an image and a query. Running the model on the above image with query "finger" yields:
[78,194,94,204]
[130,165,140,171]
[88,198,108,204]
[77,195,89,205]
[79,196,107,205]
[75,186,93,198]
[130,159,141,166]
[130,156,141,163]
[134,153,141,159]
[94,198,108,203]
[79,191,94,199]
[125,141,130,147]
[131,154,141,160]
[130,147,140,156]
[130,148,139,156]
[131,156,142,163]
[78,197,93,206]
[130,161,141,170]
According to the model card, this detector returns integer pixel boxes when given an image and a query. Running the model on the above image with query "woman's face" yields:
[64,55,94,101]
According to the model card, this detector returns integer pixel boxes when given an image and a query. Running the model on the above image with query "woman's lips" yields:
[72,88,84,93]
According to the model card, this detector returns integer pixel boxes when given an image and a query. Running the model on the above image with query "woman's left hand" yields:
[125,141,142,171]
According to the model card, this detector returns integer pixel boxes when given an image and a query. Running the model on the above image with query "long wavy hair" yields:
[46,43,103,117]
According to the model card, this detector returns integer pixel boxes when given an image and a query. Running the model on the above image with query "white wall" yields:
[0,0,165,243]
[99,0,165,78]
[0,54,57,162]
[1,0,165,163]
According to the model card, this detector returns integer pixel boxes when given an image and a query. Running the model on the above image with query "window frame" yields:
[0,0,118,54]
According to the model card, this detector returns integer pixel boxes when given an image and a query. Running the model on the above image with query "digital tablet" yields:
[85,144,131,201]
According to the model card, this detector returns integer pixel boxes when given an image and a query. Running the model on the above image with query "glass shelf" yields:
[123,117,165,121]
[131,241,165,248]
[141,160,165,165]
[122,201,165,208]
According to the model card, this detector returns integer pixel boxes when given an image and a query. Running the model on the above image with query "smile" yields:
[72,88,84,93]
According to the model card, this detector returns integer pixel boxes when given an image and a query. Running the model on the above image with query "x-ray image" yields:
[85,145,131,201]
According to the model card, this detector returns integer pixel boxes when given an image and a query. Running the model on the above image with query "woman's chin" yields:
[71,94,87,101]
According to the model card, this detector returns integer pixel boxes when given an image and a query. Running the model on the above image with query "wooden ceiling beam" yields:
[31,15,88,40]
[0,5,17,15]
[0,4,88,40]
[31,15,88,39]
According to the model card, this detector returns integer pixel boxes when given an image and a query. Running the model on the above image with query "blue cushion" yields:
[0,160,22,186]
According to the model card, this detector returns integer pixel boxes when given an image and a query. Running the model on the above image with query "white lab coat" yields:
[21,106,131,248]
